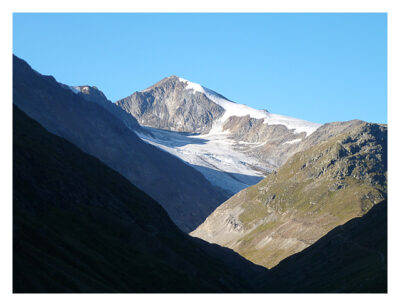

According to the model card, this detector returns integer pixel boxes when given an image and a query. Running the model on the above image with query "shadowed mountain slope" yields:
[13,106,269,293]
[12,55,228,233]
[69,84,144,133]
[269,199,387,293]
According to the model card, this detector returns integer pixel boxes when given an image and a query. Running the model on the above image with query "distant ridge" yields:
[13,55,228,232]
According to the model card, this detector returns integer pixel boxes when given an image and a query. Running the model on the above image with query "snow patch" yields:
[263,113,321,136]
[283,138,302,145]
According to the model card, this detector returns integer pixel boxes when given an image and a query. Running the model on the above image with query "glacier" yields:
[136,126,266,194]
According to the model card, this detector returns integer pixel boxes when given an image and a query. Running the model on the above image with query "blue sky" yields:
[13,13,387,124]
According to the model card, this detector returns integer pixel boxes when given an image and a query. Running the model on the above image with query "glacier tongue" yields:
[136,126,266,194]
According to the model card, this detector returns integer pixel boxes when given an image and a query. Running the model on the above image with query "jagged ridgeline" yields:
[191,121,387,268]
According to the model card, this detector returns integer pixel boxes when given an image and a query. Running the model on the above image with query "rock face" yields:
[225,117,367,171]
[12,55,227,233]
[116,76,225,133]
[224,115,308,170]
[191,121,387,268]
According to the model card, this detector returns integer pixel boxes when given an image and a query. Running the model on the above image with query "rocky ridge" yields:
[191,121,387,268]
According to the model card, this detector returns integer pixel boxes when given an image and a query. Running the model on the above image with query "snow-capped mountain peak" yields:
[115,76,323,195]
[177,77,320,136]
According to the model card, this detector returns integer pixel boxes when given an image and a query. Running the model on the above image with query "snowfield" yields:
[136,127,267,194]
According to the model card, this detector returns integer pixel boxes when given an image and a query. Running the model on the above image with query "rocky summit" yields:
[116,76,226,134]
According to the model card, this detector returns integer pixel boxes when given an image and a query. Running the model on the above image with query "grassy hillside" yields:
[270,199,387,293]
[192,121,387,268]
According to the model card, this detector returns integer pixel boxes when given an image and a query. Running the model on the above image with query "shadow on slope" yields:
[12,55,227,233]
[268,199,387,293]
[191,164,264,195]
[13,106,270,293]
[140,126,209,147]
